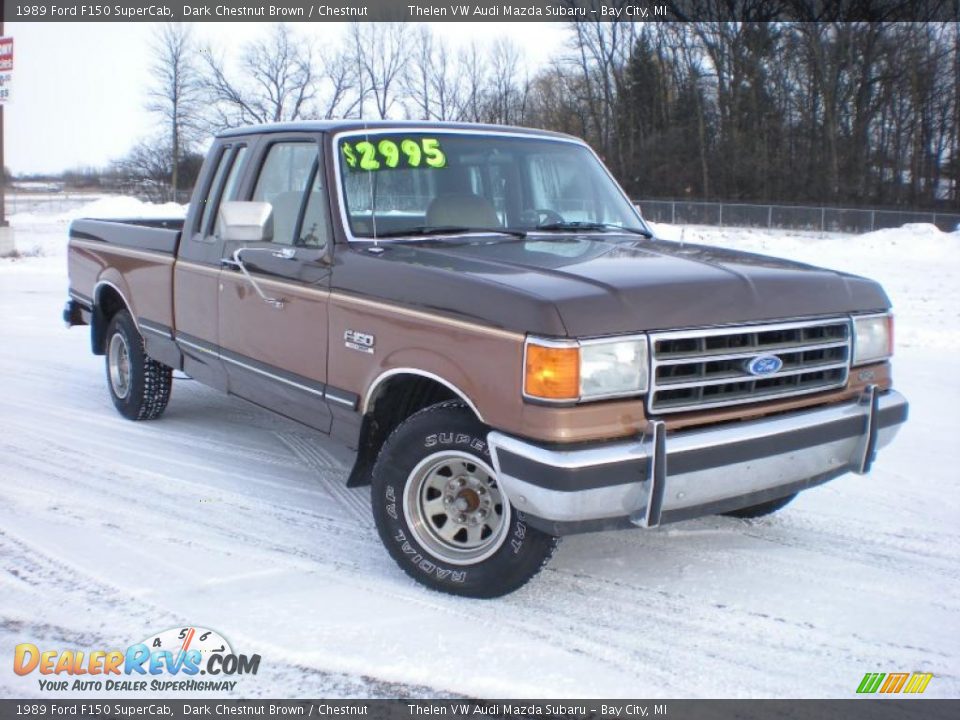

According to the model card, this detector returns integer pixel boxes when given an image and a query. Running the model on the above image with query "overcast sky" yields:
[6,21,570,175]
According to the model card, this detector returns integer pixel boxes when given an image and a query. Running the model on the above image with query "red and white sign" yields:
[0,37,12,71]
[0,37,12,104]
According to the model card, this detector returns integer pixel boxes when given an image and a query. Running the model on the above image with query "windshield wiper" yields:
[371,226,527,240]
[535,221,653,238]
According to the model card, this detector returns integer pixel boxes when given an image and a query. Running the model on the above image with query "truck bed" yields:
[69,217,184,255]
[66,217,184,363]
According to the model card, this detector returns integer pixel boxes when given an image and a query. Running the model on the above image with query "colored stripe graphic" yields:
[857,672,933,694]
[880,673,909,693]
[857,673,886,694]
[903,673,933,694]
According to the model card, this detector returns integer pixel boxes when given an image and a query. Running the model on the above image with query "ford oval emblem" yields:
[745,354,783,377]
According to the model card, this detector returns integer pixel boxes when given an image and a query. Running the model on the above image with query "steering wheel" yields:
[520,208,565,227]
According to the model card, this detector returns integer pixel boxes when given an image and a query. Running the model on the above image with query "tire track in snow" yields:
[3,322,955,695]
[4,415,955,696]
[1,434,678,688]
[275,432,369,524]
[0,545,450,700]
[1,446,376,565]
[2,453,632,695]
[740,518,960,585]
[539,565,951,696]
[0,395,307,475]
[5,410,343,512]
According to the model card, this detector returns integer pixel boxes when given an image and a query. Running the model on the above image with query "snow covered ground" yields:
[1,198,958,699]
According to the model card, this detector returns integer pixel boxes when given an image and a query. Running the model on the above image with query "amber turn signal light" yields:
[524,343,580,400]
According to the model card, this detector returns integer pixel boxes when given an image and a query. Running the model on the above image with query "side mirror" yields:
[218,201,273,243]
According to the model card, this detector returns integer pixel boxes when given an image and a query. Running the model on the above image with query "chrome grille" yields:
[648,318,851,414]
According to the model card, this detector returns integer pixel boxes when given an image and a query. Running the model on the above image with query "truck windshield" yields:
[335,131,648,240]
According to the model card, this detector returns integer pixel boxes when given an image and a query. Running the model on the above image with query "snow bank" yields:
[4,195,188,260]
[10,195,187,228]
[65,195,187,221]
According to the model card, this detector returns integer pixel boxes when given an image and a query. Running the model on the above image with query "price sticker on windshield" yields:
[341,137,447,171]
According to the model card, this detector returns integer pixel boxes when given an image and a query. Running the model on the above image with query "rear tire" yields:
[105,310,172,421]
[723,493,797,519]
[371,401,559,598]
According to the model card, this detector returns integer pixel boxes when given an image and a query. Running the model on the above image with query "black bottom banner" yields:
[0,700,957,720]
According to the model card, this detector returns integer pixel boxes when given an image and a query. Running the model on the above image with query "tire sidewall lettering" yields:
[424,432,486,455]
[392,528,467,584]
[384,428,517,584]
[371,403,558,597]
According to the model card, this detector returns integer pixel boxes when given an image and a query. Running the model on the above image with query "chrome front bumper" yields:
[488,388,908,536]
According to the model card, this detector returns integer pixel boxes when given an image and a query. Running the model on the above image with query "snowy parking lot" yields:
[1,199,958,698]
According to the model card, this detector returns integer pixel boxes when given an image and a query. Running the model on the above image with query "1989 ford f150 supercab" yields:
[65,121,908,597]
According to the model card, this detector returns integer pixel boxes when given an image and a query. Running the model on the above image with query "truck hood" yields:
[336,235,890,337]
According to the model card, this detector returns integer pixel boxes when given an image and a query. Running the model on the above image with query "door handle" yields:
[225,248,287,309]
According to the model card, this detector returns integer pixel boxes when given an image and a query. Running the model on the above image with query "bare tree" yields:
[141,19,958,211]
[350,23,408,119]
[403,26,463,121]
[486,38,530,125]
[200,24,318,128]
[316,42,361,119]
[147,23,202,197]
[459,42,491,123]
[567,10,637,176]
[111,137,174,194]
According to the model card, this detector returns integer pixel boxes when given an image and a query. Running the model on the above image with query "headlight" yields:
[852,313,894,366]
[524,336,649,402]
[580,338,649,398]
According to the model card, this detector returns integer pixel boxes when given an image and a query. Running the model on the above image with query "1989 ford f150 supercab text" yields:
[64,121,909,597]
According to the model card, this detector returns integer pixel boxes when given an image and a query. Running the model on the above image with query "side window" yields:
[212,146,248,236]
[197,148,230,236]
[297,168,331,249]
[253,143,318,245]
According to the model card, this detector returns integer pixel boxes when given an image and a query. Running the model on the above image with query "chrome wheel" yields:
[108,332,132,400]
[402,451,510,566]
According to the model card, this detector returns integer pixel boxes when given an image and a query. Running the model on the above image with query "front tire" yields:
[105,310,172,421]
[371,401,559,598]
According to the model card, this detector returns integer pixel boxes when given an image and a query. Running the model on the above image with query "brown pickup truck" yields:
[65,121,908,597]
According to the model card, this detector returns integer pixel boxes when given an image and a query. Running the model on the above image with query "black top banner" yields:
[5,0,959,23]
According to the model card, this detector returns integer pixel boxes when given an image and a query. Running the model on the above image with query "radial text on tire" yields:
[371,401,560,598]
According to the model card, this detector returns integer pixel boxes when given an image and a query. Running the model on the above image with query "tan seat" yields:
[426,194,500,228]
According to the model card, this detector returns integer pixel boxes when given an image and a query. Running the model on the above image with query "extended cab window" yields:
[197,148,230,235]
[212,146,248,236]
[253,142,320,246]
[196,145,248,238]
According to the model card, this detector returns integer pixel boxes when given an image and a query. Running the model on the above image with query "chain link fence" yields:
[4,192,108,217]
[637,199,960,234]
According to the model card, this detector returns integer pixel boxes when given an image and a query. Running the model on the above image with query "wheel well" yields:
[346,374,469,487]
[91,285,130,356]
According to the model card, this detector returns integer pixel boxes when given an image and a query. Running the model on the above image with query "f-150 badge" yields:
[344,329,375,354]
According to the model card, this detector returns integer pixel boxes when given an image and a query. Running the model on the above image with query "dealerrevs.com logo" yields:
[14,626,260,692]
